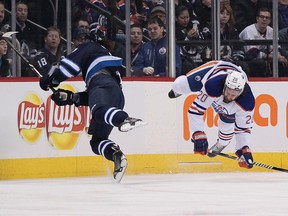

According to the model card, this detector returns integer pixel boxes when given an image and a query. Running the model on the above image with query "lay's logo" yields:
[17,92,45,143]
[17,84,87,150]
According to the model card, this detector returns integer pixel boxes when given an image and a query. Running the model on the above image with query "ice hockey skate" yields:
[118,117,147,132]
[112,150,128,183]
[207,142,227,158]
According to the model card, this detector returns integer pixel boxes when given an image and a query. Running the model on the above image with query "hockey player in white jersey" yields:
[169,60,255,169]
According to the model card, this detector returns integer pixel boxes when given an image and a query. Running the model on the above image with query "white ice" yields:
[1,172,288,216]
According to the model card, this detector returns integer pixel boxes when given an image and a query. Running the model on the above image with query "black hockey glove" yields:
[75,91,89,107]
[51,89,77,106]
[191,131,208,155]
[51,89,89,107]
[168,89,182,98]
[39,74,59,91]
[39,66,60,91]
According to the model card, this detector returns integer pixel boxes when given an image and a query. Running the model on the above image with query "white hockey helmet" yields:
[224,70,246,95]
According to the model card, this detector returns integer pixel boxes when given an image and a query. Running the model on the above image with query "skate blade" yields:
[113,158,128,183]
[120,121,148,132]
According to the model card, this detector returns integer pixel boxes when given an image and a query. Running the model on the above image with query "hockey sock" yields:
[90,139,119,161]
[93,106,128,127]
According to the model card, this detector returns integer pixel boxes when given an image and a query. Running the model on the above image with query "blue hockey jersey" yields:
[52,42,123,86]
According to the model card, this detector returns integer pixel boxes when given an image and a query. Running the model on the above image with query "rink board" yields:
[1,153,288,179]
[0,78,288,179]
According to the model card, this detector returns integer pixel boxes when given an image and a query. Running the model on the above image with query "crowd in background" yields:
[0,0,288,77]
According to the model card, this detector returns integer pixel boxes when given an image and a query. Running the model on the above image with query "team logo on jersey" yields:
[195,75,201,81]
[46,84,86,150]
[17,92,45,143]
[211,102,228,115]
[159,47,166,55]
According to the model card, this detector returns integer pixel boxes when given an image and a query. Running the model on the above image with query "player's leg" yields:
[207,115,235,157]
[89,121,127,183]
[88,77,146,132]
[87,78,141,182]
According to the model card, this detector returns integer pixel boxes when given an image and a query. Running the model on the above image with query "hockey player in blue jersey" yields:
[38,30,147,183]
[168,60,255,169]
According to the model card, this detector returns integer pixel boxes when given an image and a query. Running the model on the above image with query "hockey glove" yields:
[235,146,254,169]
[39,65,61,91]
[191,131,208,155]
[51,89,76,106]
[168,89,182,98]
[39,74,59,91]
[51,89,89,107]
[74,91,89,107]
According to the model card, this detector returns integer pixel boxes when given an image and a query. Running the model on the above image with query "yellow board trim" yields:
[1,153,288,180]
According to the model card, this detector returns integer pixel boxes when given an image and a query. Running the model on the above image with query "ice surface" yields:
[0,172,288,216]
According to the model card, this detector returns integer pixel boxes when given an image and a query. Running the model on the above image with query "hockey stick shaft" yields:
[2,32,55,92]
[210,151,288,173]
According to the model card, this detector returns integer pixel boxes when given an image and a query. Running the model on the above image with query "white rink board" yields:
[0,80,287,159]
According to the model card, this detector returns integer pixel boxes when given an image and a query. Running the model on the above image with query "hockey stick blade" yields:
[209,151,288,173]
[1,31,18,38]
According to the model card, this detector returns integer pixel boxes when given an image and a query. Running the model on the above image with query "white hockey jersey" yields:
[185,60,255,150]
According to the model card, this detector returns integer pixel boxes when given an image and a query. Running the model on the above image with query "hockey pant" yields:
[87,74,128,161]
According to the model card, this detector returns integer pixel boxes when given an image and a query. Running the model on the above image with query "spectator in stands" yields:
[142,5,167,41]
[219,3,251,76]
[130,23,144,67]
[194,0,212,32]
[239,8,288,77]
[0,1,8,30]
[132,17,182,77]
[278,0,288,30]
[0,38,11,77]
[74,17,90,30]
[4,1,42,76]
[230,0,272,33]
[72,26,90,51]
[6,1,39,54]
[175,0,199,21]
[219,3,240,61]
[175,5,202,73]
[0,1,12,68]
[41,26,63,64]
[70,17,90,51]
[32,26,64,76]
[150,5,166,26]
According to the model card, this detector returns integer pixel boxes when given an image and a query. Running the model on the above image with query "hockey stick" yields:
[1,31,55,92]
[209,150,288,173]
